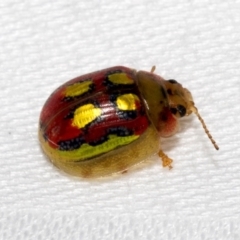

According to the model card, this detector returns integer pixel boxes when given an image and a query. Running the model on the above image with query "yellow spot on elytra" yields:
[116,94,139,111]
[65,80,92,97]
[108,73,134,85]
[72,104,101,128]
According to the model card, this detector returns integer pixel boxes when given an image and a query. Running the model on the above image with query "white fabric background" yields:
[0,0,239,239]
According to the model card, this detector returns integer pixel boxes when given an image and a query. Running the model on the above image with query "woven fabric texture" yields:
[0,0,239,239]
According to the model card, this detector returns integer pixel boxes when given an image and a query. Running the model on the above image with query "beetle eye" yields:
[168,79,178,84]
[170,105,186,117]
[177,104,186,117]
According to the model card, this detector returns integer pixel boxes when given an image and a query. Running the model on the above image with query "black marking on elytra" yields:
[168,79,178,84]
[118,110,138,120]
[177,104,186,117]
[62,81,95,102]
[58,136,85,151]
[64,111,74,119]
[88,135,109,146]
[109,93,118,102]
[107,126,133,136]
[86,127,133,147]
[91,115,103,128]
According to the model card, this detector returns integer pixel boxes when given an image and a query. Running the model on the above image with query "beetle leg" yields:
[158,150,173,169]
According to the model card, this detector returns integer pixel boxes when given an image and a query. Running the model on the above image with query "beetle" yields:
[39,66,218,178]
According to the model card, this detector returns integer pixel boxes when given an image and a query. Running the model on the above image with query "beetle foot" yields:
[158,150,173,169]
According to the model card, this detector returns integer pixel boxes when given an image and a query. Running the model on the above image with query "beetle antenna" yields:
[191,106,219,150]
[151,66,156,73]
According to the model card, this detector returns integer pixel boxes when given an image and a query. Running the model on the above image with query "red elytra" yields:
[39,66,218,178]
